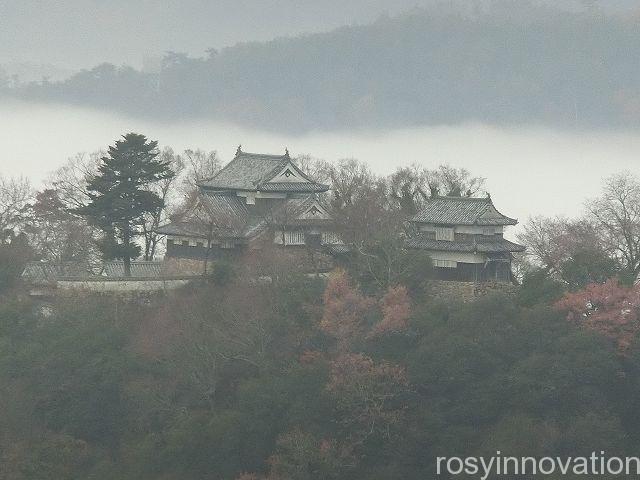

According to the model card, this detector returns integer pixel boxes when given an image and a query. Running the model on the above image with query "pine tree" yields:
[76,133,174,276]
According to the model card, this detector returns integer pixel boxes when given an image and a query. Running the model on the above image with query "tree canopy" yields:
[75,133,174,275]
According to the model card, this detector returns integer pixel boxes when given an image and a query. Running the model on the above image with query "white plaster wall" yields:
[419,224,504,235]
[429,250,485,264]
[58,279,191,292]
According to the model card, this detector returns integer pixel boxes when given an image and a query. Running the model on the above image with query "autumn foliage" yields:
[320,271,411,448]
[555,279,640,351]
[320,269,411,348]
[327,353,409,443]
[369,285,411,338]
[320,269,376,351]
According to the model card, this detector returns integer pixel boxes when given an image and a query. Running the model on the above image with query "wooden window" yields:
[182,240,189,246]
[435,227,454,241]
[433,259,457,268]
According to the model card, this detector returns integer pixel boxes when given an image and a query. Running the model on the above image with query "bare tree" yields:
[325,158,386,211]
[179,149,222,198]
[23,189,97,263]
[0,175,33,237]
[518,216,606,274]
[425,165,485,198]
[168,281,274,408]
[387,164,431,215]
[295,154,333,185]
[587,172,640,278]
[387,164,485,215]
[47,151,102,210]
[141,147,185,260]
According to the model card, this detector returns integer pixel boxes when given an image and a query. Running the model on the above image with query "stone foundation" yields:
[425,280,518,303]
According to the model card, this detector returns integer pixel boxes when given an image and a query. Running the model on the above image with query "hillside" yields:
[10,3,640,132]
[1,268,639,479]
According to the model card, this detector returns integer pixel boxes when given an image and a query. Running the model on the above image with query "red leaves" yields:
[368,285,411,338]
[555,279,640,351]
[320,270,411,349]
[320,271,411,444]
[320,269,376,351]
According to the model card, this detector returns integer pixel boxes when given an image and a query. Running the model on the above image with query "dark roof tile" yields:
[200,150,327,192]
[411,196,517,226]
[406,234,525,253]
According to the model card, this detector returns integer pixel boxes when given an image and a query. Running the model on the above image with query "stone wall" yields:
[162,257,208,276]
[425,280,518,303]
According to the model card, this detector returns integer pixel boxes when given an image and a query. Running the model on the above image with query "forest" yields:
[3,2,640,132]
[3,133,640,478]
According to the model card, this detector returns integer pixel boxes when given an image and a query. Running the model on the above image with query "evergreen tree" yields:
[76,133,174,276]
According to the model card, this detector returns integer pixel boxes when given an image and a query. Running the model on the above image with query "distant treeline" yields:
[8,3,640,131]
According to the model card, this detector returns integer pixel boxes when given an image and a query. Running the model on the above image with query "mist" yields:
[2,100,639,228]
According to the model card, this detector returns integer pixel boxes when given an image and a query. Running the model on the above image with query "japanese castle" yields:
[406,196,524,282]
[158,146,523,282]
[158,147,340,271]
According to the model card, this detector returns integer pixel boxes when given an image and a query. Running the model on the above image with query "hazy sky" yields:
[0,0,636,69]
[1,100,639,231]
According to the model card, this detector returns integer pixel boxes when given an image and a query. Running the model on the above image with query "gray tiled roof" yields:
[22,261,171,283]
[199,149,328,193]
[156,221,209,238]
[260,182,328,192]
[267,195,333,226]
[200,192,249,235]
[101,261,165,278]
[411,196,517,226]
[157,192,250,239]
[22,262,90,284]
[325,244,351,255]
[406,234,525,253]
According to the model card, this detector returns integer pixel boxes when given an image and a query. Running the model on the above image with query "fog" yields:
[1,100,639,228]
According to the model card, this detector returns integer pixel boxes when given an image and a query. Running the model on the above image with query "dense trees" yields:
[12,4,640,131]
[1,260,638,479]
[3,137,640,478]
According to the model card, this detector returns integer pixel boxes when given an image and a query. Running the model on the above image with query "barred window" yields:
[274,231,305,245]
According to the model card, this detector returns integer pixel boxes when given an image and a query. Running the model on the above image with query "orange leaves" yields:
[555,279,640,351]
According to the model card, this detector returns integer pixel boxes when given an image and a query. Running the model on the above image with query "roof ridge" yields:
[238,151,288,159]
[430,195,491,202]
